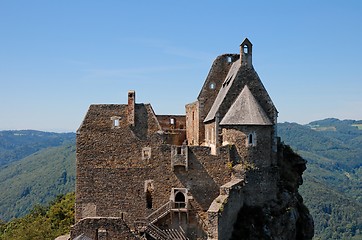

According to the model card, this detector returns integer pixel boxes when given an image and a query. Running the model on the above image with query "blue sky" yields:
[0,1,361,132]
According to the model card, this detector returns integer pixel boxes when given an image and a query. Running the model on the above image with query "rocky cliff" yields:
[230,143,314,240]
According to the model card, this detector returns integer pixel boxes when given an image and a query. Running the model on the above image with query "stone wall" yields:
[76,103,236,238]
[207,179,245,240]
[71,217,138,240]
[195,54,239,145]
[221,125,274,168]
[185,101,199,145]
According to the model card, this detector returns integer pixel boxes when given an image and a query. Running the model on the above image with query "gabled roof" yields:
[204,59,241,122]
[220,85,272,125]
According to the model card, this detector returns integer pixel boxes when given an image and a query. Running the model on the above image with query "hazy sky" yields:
[1,1,361,132]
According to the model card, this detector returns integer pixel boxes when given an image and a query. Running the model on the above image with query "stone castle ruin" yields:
[71,38,314,240]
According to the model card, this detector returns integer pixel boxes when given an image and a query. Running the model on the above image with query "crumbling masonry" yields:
[72,38,314,240]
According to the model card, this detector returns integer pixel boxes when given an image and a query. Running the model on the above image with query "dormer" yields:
[240,38,252,67]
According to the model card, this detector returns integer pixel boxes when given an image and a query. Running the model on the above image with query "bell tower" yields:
[240,38,252,66]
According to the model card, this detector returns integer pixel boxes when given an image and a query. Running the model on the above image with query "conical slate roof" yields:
[220,85,272,125]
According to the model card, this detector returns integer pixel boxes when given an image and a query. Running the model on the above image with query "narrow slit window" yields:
[248,133,253,144]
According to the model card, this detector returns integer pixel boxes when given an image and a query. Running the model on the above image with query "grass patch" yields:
[352,124,362,130]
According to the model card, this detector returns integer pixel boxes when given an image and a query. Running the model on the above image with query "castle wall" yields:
[196,54,239,145]
[76,103,236,237]
[156,115,186,145]
[71,217,138,240]
[221,125,274,168]
[185,101,199,145]
[207,179,245,240]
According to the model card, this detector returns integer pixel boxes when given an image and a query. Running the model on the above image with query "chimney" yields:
[128,90,135,126]
[240,38,252,67]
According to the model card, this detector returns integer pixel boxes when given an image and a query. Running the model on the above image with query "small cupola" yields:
[240,38,253,66]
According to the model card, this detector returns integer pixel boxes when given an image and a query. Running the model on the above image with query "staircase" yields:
[145,223,188,240]
[135,201,189,240]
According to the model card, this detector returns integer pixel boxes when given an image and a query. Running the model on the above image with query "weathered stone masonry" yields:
[72,38,313,240]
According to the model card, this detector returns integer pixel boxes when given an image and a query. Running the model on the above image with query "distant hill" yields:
[278,119,362,239]
[0,121,361,239]
[0,132,76,221]
[0,130,75,167]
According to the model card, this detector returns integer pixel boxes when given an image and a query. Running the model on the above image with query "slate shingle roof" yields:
[220,85,272,125]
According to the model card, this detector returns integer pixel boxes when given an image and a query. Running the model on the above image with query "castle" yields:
[71,39,313,240]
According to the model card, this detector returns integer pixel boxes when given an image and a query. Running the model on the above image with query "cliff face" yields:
[230,143,314,240]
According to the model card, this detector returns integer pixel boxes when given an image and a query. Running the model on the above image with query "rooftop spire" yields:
[240,38,253,67]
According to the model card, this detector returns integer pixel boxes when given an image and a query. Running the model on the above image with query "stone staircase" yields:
[135,201,189,240]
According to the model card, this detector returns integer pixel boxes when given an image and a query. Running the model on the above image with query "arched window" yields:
[248,133,253,145]
[243,45,249,54]
[247,132,257,147]
[175,192,186,208]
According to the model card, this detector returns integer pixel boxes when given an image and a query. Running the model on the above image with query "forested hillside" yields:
[0,192,74,240]
[0,131,76,221]
[0,120,361,239]
[278,118,362,239]
[0,130,74,167]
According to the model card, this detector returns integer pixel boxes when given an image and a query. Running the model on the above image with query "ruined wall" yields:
[185,101,199,145]
[71,217,138,240]
[157,115,186,145]
[207,179,245,240]
[196,54,239,145]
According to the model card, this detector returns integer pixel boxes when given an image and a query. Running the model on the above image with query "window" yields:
[209,82,216,89]
[142,147,151,160]
[176,146,182,155]
[172,188,188,209]
[247,132,257,147]
[146,190,152,209]
[114,119,120,127]
[175,192,186,208]
[243,45,249,54]
[145,180,154,209]
[248,133,253,144]
[170,118,175,125]
[227,56,232,63]
[111,116,121,128]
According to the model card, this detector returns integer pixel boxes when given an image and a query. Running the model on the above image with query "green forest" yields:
[0,119,361,239]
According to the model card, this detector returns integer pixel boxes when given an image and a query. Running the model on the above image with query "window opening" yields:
[243,45,249,54]
[209,82,216,89]
[146,190,152,209]
[145,181,154,209]
[227,56,232,63]
[114,119,120,127]
[176,146,182,155]
[175,192,186,208]
[170,118,175,125]
[142,147,151,160]
[248,133,253,145]
[111,116,121,128]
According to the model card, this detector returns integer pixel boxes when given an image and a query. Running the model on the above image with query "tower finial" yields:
[240,38,253,66]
